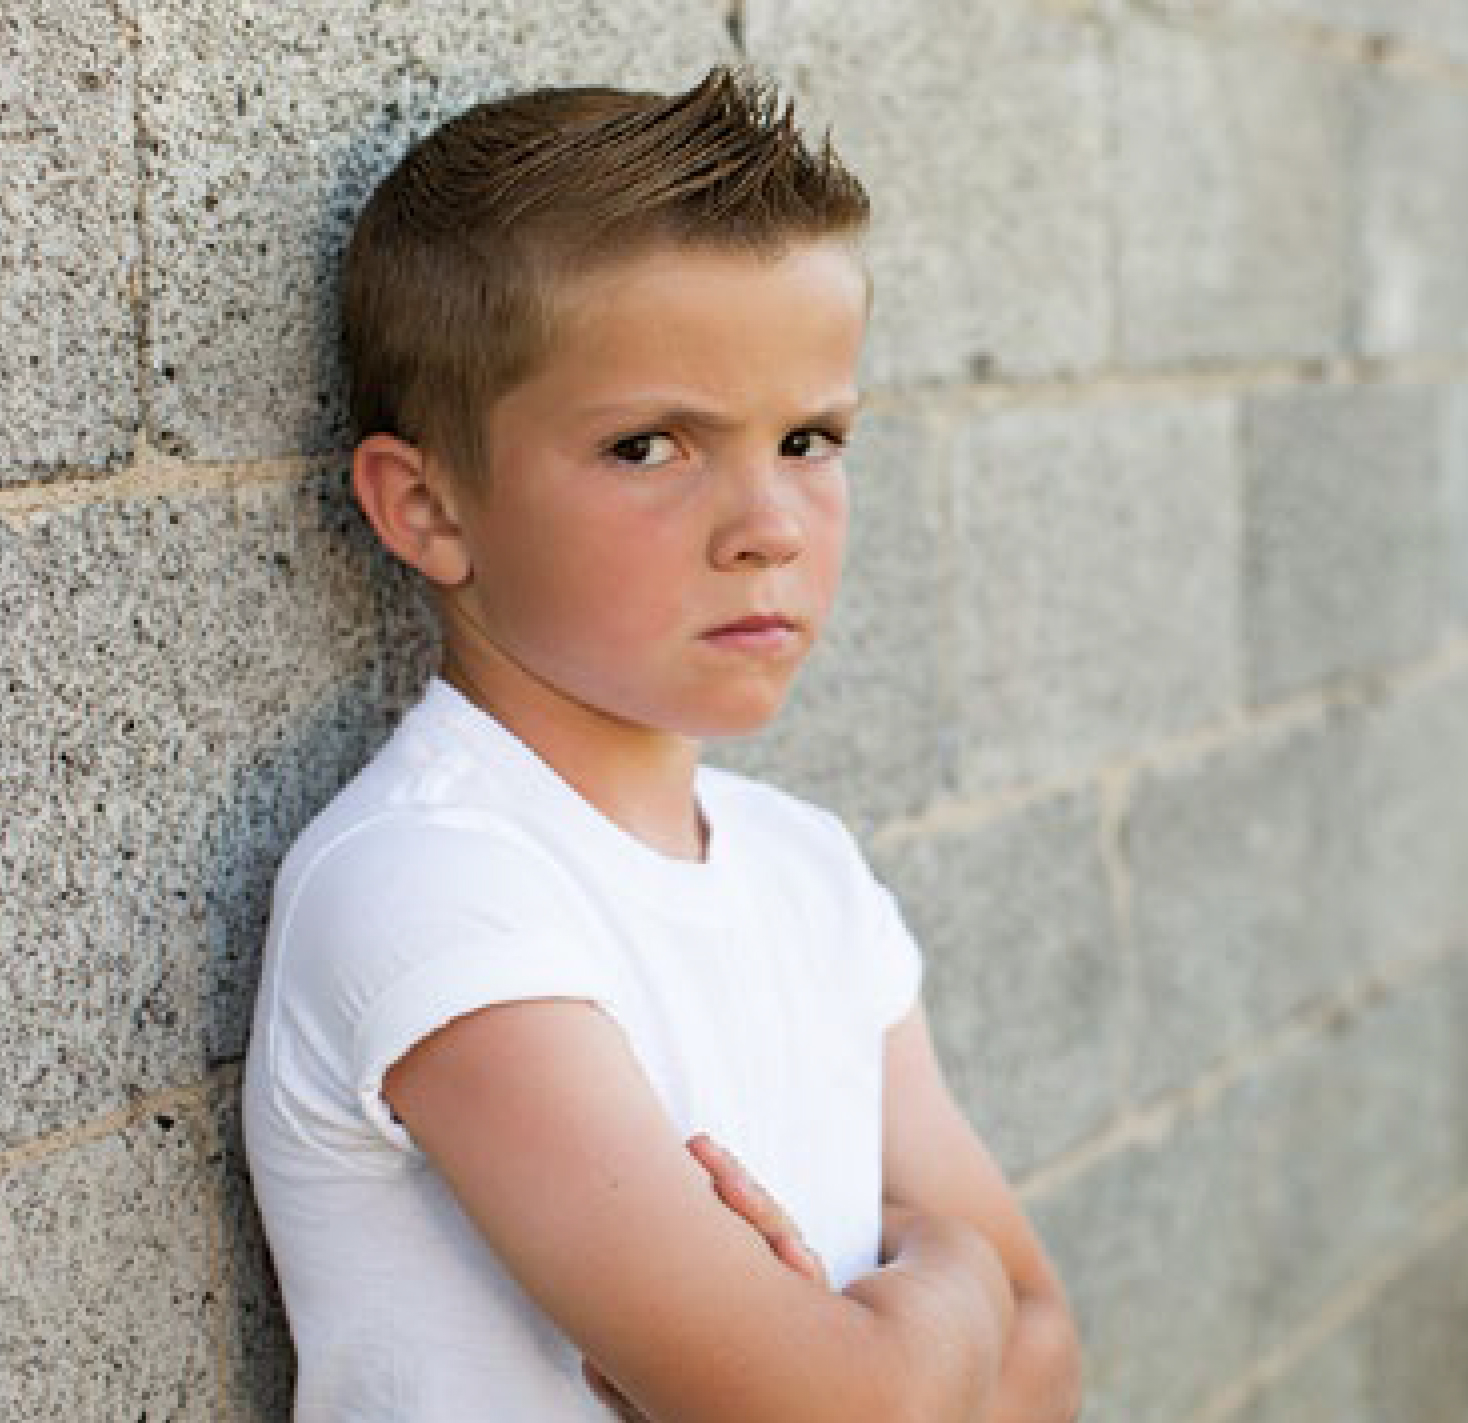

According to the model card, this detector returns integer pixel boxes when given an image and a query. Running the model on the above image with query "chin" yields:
[681,688,791,740]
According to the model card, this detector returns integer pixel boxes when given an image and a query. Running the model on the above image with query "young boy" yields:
[243,67,1081,1423]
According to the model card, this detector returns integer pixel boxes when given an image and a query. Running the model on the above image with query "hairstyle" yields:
[341,65,871,485]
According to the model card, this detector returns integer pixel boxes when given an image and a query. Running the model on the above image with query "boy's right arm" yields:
[384,997,1013,1423]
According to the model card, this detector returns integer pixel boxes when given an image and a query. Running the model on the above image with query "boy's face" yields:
[444,237,868,742]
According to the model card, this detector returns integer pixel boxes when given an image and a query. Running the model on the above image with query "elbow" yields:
[1016,1287,1084,1423]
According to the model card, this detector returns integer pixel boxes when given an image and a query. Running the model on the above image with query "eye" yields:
[608,432,679,468]
[780,428,846,460]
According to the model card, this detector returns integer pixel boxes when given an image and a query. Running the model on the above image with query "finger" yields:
[687,1136,827,1282]
[712,1158,793,1241]
[689,1138,786,1230]
[771,1228,829,1287]
[688,1136,764,1219]
[685,1132,726,1177]
[692,1140,803,1260]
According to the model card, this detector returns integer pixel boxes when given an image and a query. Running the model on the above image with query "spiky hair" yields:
[342,66,870,483]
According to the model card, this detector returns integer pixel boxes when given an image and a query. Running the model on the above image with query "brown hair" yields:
[341,65,870,484]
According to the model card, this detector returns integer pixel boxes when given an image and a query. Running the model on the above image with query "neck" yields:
[440,643,707,863]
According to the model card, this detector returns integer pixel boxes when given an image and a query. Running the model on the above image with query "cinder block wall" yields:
[4,2,1467,1419]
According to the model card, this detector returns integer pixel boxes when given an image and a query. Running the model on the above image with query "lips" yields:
[701,612,801,653]
[707,614,795,636]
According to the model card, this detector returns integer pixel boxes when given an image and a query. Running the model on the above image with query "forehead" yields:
[525,239,870,414]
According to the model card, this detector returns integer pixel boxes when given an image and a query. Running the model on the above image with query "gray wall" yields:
[4,2,1468,1420]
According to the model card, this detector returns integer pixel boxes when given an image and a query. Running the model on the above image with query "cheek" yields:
[546,522,690,636]
[808,478,850,603]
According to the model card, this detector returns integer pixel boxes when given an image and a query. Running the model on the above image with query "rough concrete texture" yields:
[1351,69,1468,358]
[207,1079,295,1423]
[0,473,435,1144]
[1247,0,1468,61]
[1243,382,1447,703]
[743,0,1111,387]
[1353,663,1468,967]
[1032,1074,1261,1423]
[1236,954,1468,1339]
[1129,661,1468,1100]
[0,1112,216,1420]
[1035,950,1468,1423]
[711,411,961,831]
[0,1,139,481]
[954,396,1240,794]
[1448,384,1468,625]
[871,790,1124,1177]
[138,0,731,460]
[1112,12,1350,367]
[7,2,1468,1419]
[1256,1218,1468,1423]
[1125,707,1367,1099]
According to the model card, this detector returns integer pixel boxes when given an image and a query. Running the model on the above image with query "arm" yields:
[883,1003,1083,1423]
[383,997,1011,1423]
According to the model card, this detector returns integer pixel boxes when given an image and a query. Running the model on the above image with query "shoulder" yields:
[275,680,595,931]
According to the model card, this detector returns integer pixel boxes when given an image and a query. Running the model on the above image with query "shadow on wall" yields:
[197,478,438,1412]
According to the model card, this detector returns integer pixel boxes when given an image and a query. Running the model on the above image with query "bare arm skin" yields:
[383,999,1012,1423]
[882,1004,1083,1423]
[584,1135,832,1423]
[584,1005,1079,1423]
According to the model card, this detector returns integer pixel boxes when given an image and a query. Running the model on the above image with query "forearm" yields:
[988,1287,1083,1423]
[840,1209,1015,1423]
[877,1202,1079,1423]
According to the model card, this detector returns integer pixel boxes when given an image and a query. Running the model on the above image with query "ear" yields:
[351,434,472,587]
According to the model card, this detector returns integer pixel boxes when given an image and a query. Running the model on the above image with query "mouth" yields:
[700,613,802,654]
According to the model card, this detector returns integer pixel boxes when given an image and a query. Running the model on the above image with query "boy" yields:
[244,67,1081,1422]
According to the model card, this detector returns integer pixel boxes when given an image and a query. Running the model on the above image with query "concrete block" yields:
[138,0,731,460]
[1112,14,1350,366]
[0,470,437,1144]
[1354,663,1468,966]
[1255,1334,1371,1423]
[1246,0,1468,63]
[0,1,139,481]
[207,1080,294,1423]
[0,1112,217,1420]
[1129,661,1468,1099]
[1031,1092,1257,1423]
[1243,383,1447,704]
[1351,71,1468,359]
[710,412,961,833]
[1237,953,1468,1343]
[1125,708,1368,1098]
[1354,1216,1468,1422]
[1258,1216,1468,1423]
[742,0,1111,387]
[1034,951,1468,1423]
[870,790,1125,1176]
[1448,384,1468,627]
[953,396,1240,794]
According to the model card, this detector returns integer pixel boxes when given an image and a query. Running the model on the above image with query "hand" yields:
[686,1133,829,1287]
[582,1134,828,1417]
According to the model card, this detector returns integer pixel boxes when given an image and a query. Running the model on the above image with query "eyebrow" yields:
[575,394,863,432]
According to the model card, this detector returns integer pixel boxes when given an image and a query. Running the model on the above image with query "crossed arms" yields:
[384,998,1082,1423]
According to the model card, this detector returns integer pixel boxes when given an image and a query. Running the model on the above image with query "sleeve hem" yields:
[353,946,620,1153]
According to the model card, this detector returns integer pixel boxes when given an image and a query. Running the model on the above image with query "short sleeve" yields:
[352,928,619,1152]
[273,818,621,1154]
[866,881,924,1034]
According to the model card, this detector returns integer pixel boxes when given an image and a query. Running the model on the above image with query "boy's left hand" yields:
[582,1133,827,1419]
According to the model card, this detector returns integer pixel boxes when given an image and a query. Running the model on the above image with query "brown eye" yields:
[609,433,677,467]
[780,429,842,459]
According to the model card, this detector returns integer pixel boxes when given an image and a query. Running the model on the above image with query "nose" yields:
[707,480,805,571]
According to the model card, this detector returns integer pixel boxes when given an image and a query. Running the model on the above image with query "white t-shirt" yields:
[243,678,922,1422]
